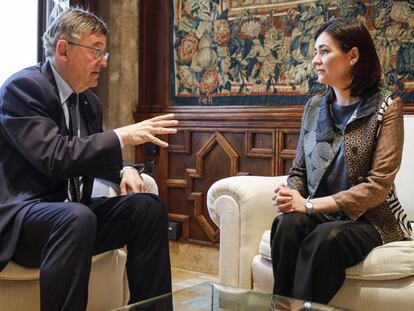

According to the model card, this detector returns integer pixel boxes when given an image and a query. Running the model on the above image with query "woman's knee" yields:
[273,212,310,230]
[271,212,313,244]
[302,222,351,260]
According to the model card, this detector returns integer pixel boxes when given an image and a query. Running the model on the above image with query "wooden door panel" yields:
[156,128,299,243]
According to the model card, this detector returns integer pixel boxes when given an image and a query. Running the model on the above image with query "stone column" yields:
[96,0,139,164]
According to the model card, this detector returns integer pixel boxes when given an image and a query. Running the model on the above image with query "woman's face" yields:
[312,31,356,90]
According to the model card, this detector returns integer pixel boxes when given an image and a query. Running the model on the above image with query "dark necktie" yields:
[68,93,81,202]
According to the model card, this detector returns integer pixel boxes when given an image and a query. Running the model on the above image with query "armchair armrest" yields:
[91,173,159,305]
[140,173,159,195]
[207,175,287,289]
[92,173,159,198]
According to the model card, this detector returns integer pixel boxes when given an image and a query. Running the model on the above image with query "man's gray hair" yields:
[43,7,108,59]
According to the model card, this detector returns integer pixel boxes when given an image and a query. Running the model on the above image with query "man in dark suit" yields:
[0,7,177,311]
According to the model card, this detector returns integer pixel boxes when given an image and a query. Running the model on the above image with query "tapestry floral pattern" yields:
[171,0,414,105]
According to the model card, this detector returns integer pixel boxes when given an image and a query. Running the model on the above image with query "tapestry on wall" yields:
[170,0,414,106]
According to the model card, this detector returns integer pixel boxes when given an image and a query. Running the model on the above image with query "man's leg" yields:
[12,202,97,311]
[89,193,172,302]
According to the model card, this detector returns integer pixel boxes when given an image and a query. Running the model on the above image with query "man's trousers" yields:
[12,193,172,311]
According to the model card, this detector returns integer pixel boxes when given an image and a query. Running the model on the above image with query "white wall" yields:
[395,115,414,220]
[0,1,38,86]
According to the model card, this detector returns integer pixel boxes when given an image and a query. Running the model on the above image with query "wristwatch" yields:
[305,198,313,216]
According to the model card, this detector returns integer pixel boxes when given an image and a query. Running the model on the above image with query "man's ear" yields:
[349,47,360,66]
[55,40,69,62]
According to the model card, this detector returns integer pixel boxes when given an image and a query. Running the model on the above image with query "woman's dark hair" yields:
[314,17,382,98]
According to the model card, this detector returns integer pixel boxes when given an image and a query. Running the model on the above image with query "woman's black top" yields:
[315,100,360,220]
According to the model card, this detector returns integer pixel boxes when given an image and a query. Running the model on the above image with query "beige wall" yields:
[96,0,139,163]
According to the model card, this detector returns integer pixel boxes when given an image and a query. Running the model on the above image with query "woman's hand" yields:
[289,189,306,213]
[272,184,306,214]
[272,183,293,213]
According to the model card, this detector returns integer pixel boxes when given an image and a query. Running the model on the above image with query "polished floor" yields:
[171,267,218,292]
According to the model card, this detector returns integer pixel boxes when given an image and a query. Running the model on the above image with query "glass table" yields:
[112,282,348,311]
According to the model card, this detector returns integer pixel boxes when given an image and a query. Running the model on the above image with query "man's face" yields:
[64,31,108,92]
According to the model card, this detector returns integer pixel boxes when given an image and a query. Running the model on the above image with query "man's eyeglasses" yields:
[67,41,109,61]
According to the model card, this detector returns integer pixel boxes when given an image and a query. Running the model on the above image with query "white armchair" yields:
[0,173,158,311]
[207,116,414,311]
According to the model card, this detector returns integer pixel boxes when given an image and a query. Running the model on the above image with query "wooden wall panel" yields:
[136,114,301,244]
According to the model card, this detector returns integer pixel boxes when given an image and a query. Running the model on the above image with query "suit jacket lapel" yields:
[316,96,334,143]
[304,96,344,196]
[41,61,70,135]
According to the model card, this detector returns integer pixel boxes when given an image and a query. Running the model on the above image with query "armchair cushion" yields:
[0,252,118,281]
[346,240,414,280]
[259,229,414,281]
[0,250,127,311]
[259,230,271,261]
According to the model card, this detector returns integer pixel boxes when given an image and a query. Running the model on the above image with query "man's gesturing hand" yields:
[114,113,178,147]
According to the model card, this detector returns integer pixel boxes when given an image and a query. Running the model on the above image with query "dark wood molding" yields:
[138,0,170,111]
[169,130,191,154]
[169,213,190,240]
[135,106,303,130]
[404,104,414,114]
[246,130,275,158]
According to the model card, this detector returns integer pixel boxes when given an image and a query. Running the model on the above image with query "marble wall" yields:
[96,0,139,164]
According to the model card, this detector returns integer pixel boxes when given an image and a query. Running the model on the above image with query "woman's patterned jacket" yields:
[288,91,412,244]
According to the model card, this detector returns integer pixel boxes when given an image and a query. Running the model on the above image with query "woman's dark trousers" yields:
[270,212,382,304]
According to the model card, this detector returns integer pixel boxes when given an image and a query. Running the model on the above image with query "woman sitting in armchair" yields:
[271,17,412,304]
